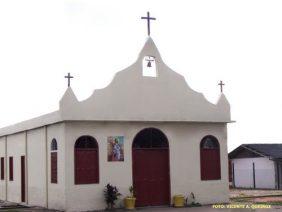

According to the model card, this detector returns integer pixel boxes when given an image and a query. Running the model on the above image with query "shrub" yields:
[104,183,121,209]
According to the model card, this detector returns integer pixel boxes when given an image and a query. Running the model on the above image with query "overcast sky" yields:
[0,0,282,151]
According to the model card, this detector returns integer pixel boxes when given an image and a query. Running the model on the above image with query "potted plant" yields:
[104,183,121,210]
[124,186,136,210]
[186,192,201,207]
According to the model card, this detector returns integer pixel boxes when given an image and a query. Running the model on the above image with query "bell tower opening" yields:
[142,56,157,77]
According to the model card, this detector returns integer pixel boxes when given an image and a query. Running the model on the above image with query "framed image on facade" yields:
[107,136,124,161]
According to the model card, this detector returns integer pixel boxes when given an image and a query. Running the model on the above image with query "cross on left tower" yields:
[65,72,74,87]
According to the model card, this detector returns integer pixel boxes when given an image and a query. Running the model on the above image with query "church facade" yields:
[0,37,231,211]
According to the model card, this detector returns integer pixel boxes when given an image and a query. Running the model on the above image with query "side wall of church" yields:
[0,123,66,211]
[6,132,26,203]
[64,121,228,212]
[27,128,47,207]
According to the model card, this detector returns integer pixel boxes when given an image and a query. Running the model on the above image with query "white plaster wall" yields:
[169,123,229,205]
[47,123,66,210]
[0,124,66,210]
[64,121,228,212]
[6,133,25,203]
[0,137,6,200]
[27,127,46,207]
[232,157,275,189]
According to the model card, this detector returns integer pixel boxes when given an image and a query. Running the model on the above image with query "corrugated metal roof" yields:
[229,143,282,159]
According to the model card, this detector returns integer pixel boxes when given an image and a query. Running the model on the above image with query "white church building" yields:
[0,36,231,211]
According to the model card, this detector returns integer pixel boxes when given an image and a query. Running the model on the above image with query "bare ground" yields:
[230,188,282,198]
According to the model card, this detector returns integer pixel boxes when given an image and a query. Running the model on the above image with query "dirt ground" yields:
[230,188,282,198]
[253,196,282,203]
[230,188,282,207]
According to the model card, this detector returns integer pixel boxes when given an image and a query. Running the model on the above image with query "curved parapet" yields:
[59,37,231,123]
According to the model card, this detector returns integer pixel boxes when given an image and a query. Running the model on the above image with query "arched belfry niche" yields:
[132,128,170,207]
[142,56,157,77]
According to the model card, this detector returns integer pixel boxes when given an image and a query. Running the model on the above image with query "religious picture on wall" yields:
[107,136,124,162]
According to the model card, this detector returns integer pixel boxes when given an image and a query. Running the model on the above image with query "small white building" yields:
[229,144,282,190]
[0,37,231,211]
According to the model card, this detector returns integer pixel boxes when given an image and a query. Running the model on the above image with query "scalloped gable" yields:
[59,37,231,122]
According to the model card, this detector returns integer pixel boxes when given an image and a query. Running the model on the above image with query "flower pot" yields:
[124,197,136,210]
[173,195,185,207]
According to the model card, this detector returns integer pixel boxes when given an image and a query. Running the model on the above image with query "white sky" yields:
[0,0,282,151]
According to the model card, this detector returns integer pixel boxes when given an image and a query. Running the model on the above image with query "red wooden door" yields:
[21,156,25,202]
[133,148,170,207]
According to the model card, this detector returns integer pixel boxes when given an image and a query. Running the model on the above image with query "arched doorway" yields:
[132,128,170,207]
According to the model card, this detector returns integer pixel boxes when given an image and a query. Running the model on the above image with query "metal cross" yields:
[141,12,156,36]
[64,72,73,87]
[218,80,225,93]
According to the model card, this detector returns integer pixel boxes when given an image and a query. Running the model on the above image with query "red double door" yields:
[132,148,170,207]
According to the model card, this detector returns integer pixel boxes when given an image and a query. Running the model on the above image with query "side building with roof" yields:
[229,144,282,190]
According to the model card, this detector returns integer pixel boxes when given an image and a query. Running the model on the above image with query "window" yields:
[75,136,99,184]
[200,135,221,180]
[51,139,58,151]
[51,139,58,183]
[51,152,57,183]
[1,157,4,180]
[132,128,168,148]
[9,157,13,181]
[142,56,157,77]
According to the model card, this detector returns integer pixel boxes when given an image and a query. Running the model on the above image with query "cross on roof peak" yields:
[141,11,156,36]
[218,80,225,93]
[65,72,74,88]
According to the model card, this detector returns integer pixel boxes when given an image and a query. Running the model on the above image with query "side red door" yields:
[21,156,25,202]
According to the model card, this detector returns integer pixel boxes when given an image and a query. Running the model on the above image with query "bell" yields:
[147,61,152,67]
